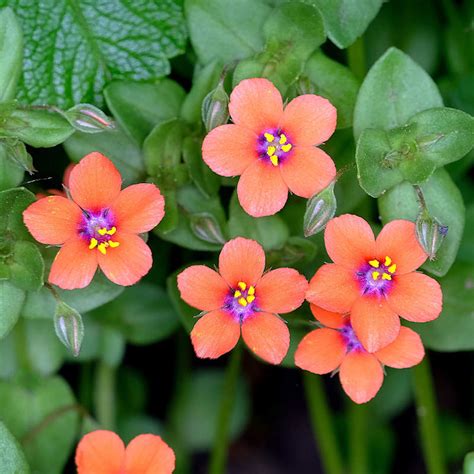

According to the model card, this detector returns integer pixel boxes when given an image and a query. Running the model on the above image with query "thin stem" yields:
[413,185,428,211]
[93,361,117,431]
[412,357,446,474]
[209,345,242,474]
[348,402,369,474]
[347,37,366,80]
[303,373,344,474]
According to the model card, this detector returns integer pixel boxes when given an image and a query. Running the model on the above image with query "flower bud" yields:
[296,75,316,95]
[415,209,448,260]
[64,103,114,133]
[201,80,229,132]
[54,301,84,357]
[190,212,226,244]
[304,181,337,237]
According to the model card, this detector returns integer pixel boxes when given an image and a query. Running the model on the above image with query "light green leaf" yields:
[0,421,30,474]
[465,452,474,474]
[0,142,24,191]
[0,281,24,339]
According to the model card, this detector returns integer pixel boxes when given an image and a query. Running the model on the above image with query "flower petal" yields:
[280,95,337,146]
[294,328,346,374]
[241,312,289,364]
[387,272,442,322]
[324,214,376,270]
[97,233,152,286]
[237,159,288,217]
[375,327,425,368]
[375,220,427,274]
[202,124,257,177]
[111,183,164,234]
[177,265,229,311]
[69,152,122,211]
[191,309,240,359]
[306,264,360,313]
[49,237,98,290]
[75,430,125,474]
[124,434,175,474]
[351,297,400,352]
[310,304,346,329]
[256,268,308,314]
[219,237,265,288]
[229,78,283,131]
[280,146,336,198]
[23,196,82,245]
[339,351,384,404]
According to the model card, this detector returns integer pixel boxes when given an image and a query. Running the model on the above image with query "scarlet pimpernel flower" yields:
[306,214,442,352]
[295,305,425,404]
[202,78,337,217]
[177,237,308,364]
[75,430,175,473]
[23,152,164,290]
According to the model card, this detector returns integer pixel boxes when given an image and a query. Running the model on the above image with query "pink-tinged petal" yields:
[49,237,98,290]
[310,304,346,329]
[350,297,400,352]
[124,434,175,474]
[191,309,240,359]
[280,146,336,198]
[387,272,442,322]
[177,265,229,311]
[229,78,283,131]
[202,124,257,177]
[339,351,384,404]
[237,159,288,217]
[241,312,289,364]
[295,328,346,374]
[280,95,337,146]
[23,196,82,245]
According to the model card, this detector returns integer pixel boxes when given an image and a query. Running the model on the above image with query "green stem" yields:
[347,37,366,80]
[93,361,116,431]
[209,345,242,474]
[348,402,369,474]
[412,357,446,474]
[303,373,344,474]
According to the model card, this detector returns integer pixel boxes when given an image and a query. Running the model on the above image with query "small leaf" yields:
[0,421,30,473]
[3,139,35,174]
[465,452,474,474]
[303,181,337,237]
[0,142,24,191]
[0,281,24,339]
[7,241,44,291]
[0,187,36,240]
[54,300,84,357]
[266,237,318,267]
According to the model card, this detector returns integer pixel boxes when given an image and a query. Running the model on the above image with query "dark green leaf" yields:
[3,140,34,174]
[7,241,44,291]
[0,282,24,339]
[0,421,30,473]
[0,187,36,240]
[167,270,198,333]
[100,327,125,367]
[0,142,24,191]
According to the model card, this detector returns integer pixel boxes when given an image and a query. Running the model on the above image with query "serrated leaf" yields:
[0,281,24,339]
[0,421,30,473]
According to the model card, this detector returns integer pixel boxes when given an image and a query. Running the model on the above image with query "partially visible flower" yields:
[75,430,175,474]
[23,152,164,289]
[306,214,442,352]
[295,305,425,404]
[177,237,308,364]
[202,78,337,217]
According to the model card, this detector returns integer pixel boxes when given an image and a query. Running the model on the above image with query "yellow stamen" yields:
[270,154,279,166]
[388,264,397,273]
[267,146,276,156]
[107,226,117,235]
[98,227,107,236]
[238,281,247,291]
[238,297,248,307]
[281,143,292,153]
[264,133,275,142]
[369,259,380,268]
[384,256,392,266]
[98,243,107,255]
[382,273,392,280]
[246,295,255,303]
[248,286,255,296]
[89,238,98,250]
[279,134,287,144]
[372,271,380,280]
[108,240,120,248]
[234,290,242,298]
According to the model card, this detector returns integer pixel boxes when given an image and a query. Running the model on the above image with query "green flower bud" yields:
[190,212,226,244]
[201,80,229,132]
[54,301,84,357]
[64,103,114,133]
[415,209,448,260]
[304,181,337,237]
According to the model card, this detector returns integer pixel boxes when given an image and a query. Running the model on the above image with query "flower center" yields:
[223,280,257,322]
[233,281,256,307]
[357,256,397,296]
[258,130,293,167]
[79,209,120,255]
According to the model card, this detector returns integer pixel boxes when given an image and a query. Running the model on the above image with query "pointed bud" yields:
[64,103,114,133]
[54,301,84,357]
[304,181,337,237]
[190,212,226,244]
[415,209,448,260]
[201,80,229,132]
[296,75,315,95]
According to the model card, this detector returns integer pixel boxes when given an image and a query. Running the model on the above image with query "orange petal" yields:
[256,268,308,314]
[324,214,376,270]
[63,163,76,187]
[339,351,384,404]
[75,430,125,474]
[310,304,346,329]
[280,146,336,198]
[219,237,265,288]
[191,309,241,359]
[49,237,98,290]
[69,152,122,211]
[97,233,152,286]
[229,78,283,131]
[306,264,360,313]
[294,328,346,374]
[387,272,442,322]
[350,297,400,352]
[241,312,289,364]
[375,220,427,274]
[124,434,175,474]
[111,183,165,234]
[177,265,229,311]
[375,326,425,368]
[237,159,288,217]
[202,124,257,177]
[23,196,82,245]
[280,95,337,146]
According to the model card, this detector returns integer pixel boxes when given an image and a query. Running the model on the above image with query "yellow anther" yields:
[248,286,255,296]
[388,264,397,273]
[382,273,392,280]
[264,133,275,142]
[281,143,292,153]
[108,240,120,248]
[372,271,380,280]
[98,227,107,236]
[98,243,107,255]
[89,238,98,250]
[238,282,247,291]
[369,259,380,268]
[270,154,279,166]
[279,134,287,145]
[107,226,117,235]
[267,146,276,156]
[234,290,242,298]
[384,256,392,266]
[238,297,248,307]
[246,295,255,304]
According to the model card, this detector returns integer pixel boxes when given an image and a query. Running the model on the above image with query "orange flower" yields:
[75,430,175,474]
[177,237,308,364]
[306,214,442,352]
[295,305,425,404]
[23,152,164,290]
[202,78,337,217]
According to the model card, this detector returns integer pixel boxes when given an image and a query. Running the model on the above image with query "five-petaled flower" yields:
[295,305,425,404]
[306,214,442,352]
[75,430,175,474]
[23,152,164,290]
[177,237,308,364]
[202,78,337,217]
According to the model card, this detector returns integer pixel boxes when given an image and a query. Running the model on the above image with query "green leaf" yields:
[465,452,474,474]
[0,142,24,191]
[3,139,35,174]
[458,204,474,264]
[7,241,44,291]
[0,421,30,474]
[353,47,443,140]
[0,187,36,240]
[2,0,187,108]
[0,281,24,339]
[100,327,125,367]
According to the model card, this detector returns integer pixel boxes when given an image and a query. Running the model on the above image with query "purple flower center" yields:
[257,128,293,167]
[223,281,257,322]
[340,323,364,353]
[356,256,397,296]
[78,208,120,255]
